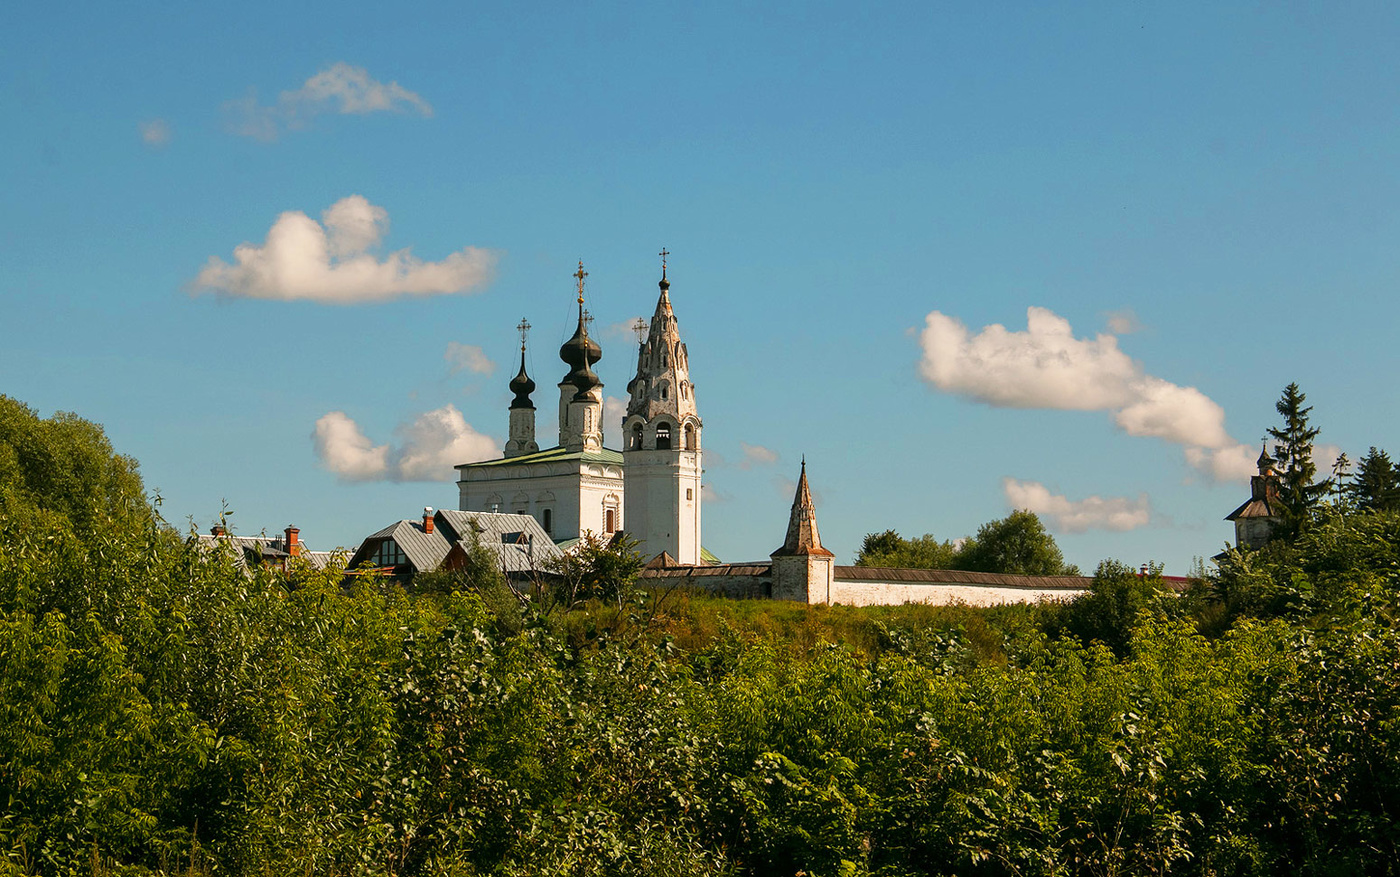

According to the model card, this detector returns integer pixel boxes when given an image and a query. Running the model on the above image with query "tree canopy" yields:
[1267,382,1329,536]
[855,510,1079,575]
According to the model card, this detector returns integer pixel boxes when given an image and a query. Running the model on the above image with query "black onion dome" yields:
[1257,443,1275,470]
[559,309,602,370]
[570,358,603,400]
[508,352,535,409]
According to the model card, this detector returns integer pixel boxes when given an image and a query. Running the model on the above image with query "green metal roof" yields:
[701,546,722,564]
[456,445,623,470]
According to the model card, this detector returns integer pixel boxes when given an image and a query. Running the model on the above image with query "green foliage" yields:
[547,532,644,608]
[856,511,1078,576]
[1348,446,1400,512]
[854,529,957,568]
[958,509,1081,576]
[1268,382,1330,536]
[0,396,152,538]
[1052,559,1168,656]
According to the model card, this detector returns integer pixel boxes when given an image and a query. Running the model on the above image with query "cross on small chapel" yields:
[516,318,531,352]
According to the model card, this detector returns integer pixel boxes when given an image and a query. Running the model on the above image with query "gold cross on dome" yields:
[574,261,588,304]
[516,318,531,351]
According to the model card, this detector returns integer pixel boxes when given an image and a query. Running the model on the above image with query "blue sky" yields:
[4,1,1399,573]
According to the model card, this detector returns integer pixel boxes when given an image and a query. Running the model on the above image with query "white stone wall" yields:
[825,578,1085,608]
[459,460,624,543]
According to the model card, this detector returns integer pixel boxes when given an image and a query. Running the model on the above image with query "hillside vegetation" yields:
[2,394,1399,876]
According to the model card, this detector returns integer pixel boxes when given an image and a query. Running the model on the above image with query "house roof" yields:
[434,509,562,573]
[455,445,623,472]
[350,519,451,572]
[194,532,318,573]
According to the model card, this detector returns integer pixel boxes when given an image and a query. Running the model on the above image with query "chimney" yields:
[211,525,226,537]
[423,507,435,534]
[285,525,300,557]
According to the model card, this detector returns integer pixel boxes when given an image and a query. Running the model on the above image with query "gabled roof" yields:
[455,445,623,472]
[1225,496,1283,521]
[194,532,316,574]
[434,509,562,573]
[350,519,451,572]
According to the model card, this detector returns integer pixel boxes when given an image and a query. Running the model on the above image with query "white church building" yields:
[455,256,706,564]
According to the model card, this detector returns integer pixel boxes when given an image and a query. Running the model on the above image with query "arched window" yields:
[542,508,553,535]
[630,422,643,449]
[684,423,696,450]
[656,422,672,450]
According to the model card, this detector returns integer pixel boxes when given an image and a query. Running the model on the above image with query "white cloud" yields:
[1003,478,1151,533]
[1184,445,1258,483]
[738,442,779,469]
[701,483,727,503]
[605,317,649,342]
[192,195,497,304]
[312,411,390,481]
[1103,308,1142,334]
[140,118,171,147]
[226,62,432,141]
[445,342,495,376]
[313,405,499,482]
[918,306,1250,482]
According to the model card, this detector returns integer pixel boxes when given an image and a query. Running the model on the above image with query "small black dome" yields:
[559,310,602,370]
[508,352,535,409]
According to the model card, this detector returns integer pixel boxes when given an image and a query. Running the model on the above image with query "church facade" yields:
[455,257,702,563]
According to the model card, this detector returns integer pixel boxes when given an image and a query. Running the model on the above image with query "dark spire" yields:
[772,458,834,558]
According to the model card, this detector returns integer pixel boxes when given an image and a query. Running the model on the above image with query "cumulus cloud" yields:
[140,118,171,147]
[605,317,649,342]
[445,342,495,376]
[226,62,431,141]
[919,306,1252,482]
[701,483,728,503]
[1003,478,1151,533]
[313,405,499,482]
[192,195,497,304]
[738,442,779,469]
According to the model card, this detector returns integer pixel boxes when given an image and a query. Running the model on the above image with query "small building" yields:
[1225,446,1284,550]
[195,524,336,575]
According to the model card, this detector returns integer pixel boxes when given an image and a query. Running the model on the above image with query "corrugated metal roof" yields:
[833,566,1091,590]
[1225,498,1281,521]
[435,509,562,573]
[349,520,451,572]
[456,445,623,471]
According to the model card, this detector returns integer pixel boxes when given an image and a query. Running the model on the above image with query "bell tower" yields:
[622,249,703,564]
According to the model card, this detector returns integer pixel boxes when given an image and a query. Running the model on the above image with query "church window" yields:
[542,508,553,534]
[656,423,672,450]
[605,509,616,533]
[661,386,668,400]
[630,422,643,449]
[686,488,693,500]
[684,423,696,449]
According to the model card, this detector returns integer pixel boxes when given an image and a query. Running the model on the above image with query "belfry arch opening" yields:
[655,422,672,450]
[684,422,696,450]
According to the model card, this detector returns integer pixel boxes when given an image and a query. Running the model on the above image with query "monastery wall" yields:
[825,577,1086,607]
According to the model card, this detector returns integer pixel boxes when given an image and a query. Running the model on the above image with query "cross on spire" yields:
[632,317,648,343]
[582,308,595,333]
[516,318,531,352]
[659,247,669,279]
[574,261,588,305]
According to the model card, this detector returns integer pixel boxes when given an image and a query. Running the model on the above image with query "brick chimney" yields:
[211,525,226,537]
[423,507,435,534]
[285,525,300,557]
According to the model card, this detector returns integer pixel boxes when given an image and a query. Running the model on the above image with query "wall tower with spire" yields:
[622,251,703,564]
[770,459,835,602]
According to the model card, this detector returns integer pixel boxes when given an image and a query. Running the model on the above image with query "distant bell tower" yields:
[622,250,702,564]
[504,318,540,458]
[770,458,835,602]
[557,261,605,453]
[1225,443,1284,549]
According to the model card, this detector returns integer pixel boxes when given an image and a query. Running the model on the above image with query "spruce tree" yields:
[1267,382,1330,534]
[1348,446,1400,512]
